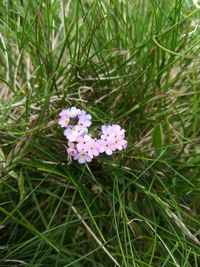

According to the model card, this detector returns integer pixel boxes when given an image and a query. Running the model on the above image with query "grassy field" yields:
[1,0,200,266]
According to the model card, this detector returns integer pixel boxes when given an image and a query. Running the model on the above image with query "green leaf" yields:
[152,124,164,156]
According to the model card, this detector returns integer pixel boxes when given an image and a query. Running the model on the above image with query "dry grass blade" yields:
[72,205,120,267]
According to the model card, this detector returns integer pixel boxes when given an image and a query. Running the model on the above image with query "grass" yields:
[0,0,200,266]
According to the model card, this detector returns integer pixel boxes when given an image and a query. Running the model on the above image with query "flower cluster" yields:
[58,107,127,164]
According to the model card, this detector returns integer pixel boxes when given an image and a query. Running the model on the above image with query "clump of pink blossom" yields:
[58,106,127,164]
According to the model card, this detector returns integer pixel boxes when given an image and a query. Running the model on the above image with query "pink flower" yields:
[74,114,92,133]
[58,107,92,139]
[74,152,92,164]
[58,107,127,164]
[99,124,127,154]
[67,142,78,157]
[76,135,99,158]
[101,124,125,140]
[58,115,70,127]
[112,137,127,150]
[85,138,100,158]
[77,113,92,128]
[59,107,81,120]
[97,139,115,155]
[68,107,81,118]
[76,135,91,152]
[64,126,84,142]
[112,124,125,138]
[59,108,70,117]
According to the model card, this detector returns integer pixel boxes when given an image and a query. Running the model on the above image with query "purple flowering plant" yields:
[58,107,127,164]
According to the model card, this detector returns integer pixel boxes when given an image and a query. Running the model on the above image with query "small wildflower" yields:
[100,124,127,154]
[76,135,92,152]
[77,112,92,128]
[97,139,115,155]
[59,109,70,117]
[85,138,100,158]
[58,106,127,164]
[58,116,70,128]
[68,107,81,118]
[66,142,78,157]
[77,135,99,158]
[74,152,92,164]
[64,126,84,142]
